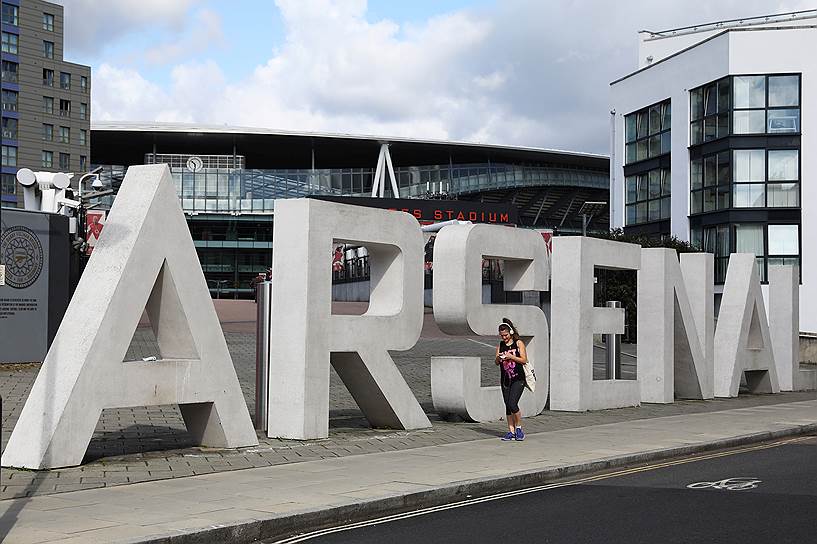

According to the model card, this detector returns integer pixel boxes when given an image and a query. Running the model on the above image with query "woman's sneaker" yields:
[501,432,515,441]
[515,427,525,441]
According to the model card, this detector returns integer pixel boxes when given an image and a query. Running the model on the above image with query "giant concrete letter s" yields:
[431,223,549,422]
[267,199,429,439]
[1,165,258,469]
[550,237,641,411]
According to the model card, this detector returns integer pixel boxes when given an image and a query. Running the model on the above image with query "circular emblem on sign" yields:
[1,226,44,289]
[186,156,204,173]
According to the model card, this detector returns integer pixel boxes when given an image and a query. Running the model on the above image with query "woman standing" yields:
[496,318,527,441]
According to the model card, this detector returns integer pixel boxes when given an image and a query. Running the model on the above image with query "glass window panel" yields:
[768,225,799,255]
[660,197,671,219]
[735,224,764,255]
[690,120,702,145]
[717,78,730,112]
[733,149,765,182]
[733,184,765,208]
[703,117,717,142]
[767,183,799,207]
[660,131,671,154]
[625,176,637,204]
[649,135,661,157]
[767,108,800,133]
[637,174,648,200]
[690,190,702,214]
[636,202,647,223]
[768,75,799,107]
[649,105,661,135]
[703,155,716,187]
[661,169,671,196]
[733,110,765,134]
[662,102,671,130]
[690,89,703,121]
[690,159,703,190]
[717,151,730,185]
[768,257,799,269]
[637,112,648,139]
[768,150,798,181]
[626,204,636,226]
[649,170,661,198]
[733,75,766,108]
[717,113,729,138]
[703,188,717,212]
[636,139,648,161]
[691,227,703,249]
[625,114,637,143]
[704,84,717,116]
[648,199,660,221]
[716,226,730,257]
[717,185,730,209]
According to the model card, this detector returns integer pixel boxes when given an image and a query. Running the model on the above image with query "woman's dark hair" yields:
[498,317,519,341]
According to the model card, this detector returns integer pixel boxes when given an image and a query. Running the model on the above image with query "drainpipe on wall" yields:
[609,109,616,231]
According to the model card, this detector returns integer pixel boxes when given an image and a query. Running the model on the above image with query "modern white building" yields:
[610,10,817,332]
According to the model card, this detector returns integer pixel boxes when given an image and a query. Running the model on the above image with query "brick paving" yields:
[2,303,816,501]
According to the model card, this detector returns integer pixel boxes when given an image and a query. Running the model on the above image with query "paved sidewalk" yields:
[1,399,816,543]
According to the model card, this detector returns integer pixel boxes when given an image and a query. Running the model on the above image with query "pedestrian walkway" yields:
[1,399,816,543]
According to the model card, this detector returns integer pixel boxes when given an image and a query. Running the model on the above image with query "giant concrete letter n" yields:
[267,199,429,439]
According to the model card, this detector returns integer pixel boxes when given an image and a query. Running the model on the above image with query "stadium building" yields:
[90,123,610,298]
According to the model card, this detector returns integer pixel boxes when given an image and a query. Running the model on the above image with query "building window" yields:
[1,89,17,112]
[79,155,87,171]
[43,40,54,59]
[79,102,87,120]
[1,173,15,196]
[692,223,800,283]
[43,96,54,114]
[690,151,730,213]
[625,167,671,225]
[58,126,70,144]
[59,152,70,170]
[59,99,70,117]
[42,150,53,168]
[43,123,53,141]
[42,12,54,31]
[625,99,671,164]
[43,68,54,86]
[1,145,17,167]
[1,60,18,83]
[80,75,88,92]
[734,74,800,134]
[60,72,71,90]
[732,148,799,208]
[79,129,87,146]
[2,117,17,140]
[690,77,730,144]
[1,31,18,54]
[2,3,19,26]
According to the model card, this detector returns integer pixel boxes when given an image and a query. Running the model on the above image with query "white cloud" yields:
[90,0,812,153]
[59,0,200,56]
[143,9,224,66]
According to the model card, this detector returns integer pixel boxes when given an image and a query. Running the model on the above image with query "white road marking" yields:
[687,477,761,490]
[268,434,808,543]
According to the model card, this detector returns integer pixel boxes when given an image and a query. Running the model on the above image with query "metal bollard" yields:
[604,301,623,379]
[255,281,272,432]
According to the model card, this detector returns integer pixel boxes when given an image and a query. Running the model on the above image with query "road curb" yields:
[126,423,817,544]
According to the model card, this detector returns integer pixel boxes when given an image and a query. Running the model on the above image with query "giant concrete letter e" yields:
[267,199,429,439]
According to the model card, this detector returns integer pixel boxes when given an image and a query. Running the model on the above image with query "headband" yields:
[498,323,514,334]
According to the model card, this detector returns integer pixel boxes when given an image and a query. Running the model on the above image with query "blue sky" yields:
[58,0,809,154]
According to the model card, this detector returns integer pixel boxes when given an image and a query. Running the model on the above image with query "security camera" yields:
[91,176,104,189]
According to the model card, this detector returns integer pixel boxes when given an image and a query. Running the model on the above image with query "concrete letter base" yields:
[638,250,714,403]
[1,165,257,470]
[550,237,641,411]
[267,199,429,440]
[714,254,780,398]
[431,223,549,422]
[769,265,817,391]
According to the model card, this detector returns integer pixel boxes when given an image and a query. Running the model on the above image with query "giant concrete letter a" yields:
[267,199,429,439]
[1,165,258,469]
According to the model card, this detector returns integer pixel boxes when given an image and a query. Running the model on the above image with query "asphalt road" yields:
[270,435,817,544]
